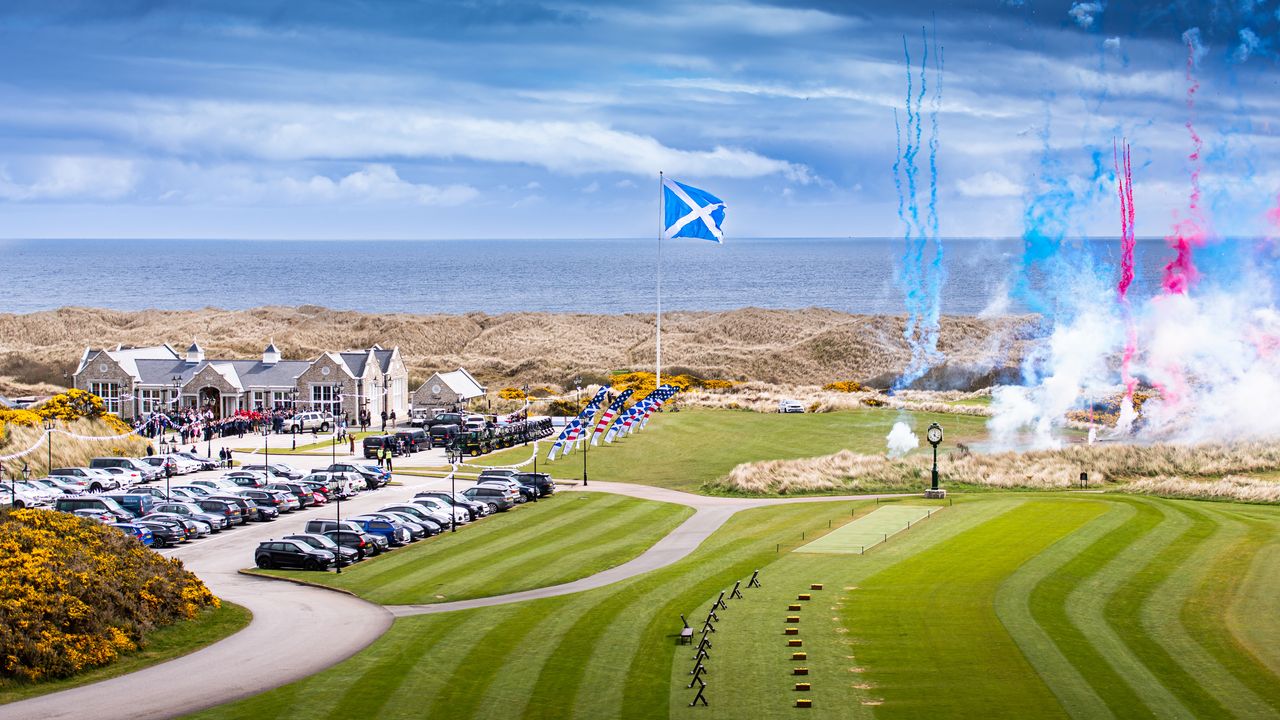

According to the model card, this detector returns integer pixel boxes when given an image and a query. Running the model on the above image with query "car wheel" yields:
[89,483,102,493]
[486,502,498,513]
[307,558,324,571]
[257,556,272,569]
[320,422,330,432]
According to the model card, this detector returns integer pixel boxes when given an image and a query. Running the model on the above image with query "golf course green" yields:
[189,493,1280,719]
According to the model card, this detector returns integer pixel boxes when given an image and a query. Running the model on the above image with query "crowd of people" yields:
[132,405,349,445]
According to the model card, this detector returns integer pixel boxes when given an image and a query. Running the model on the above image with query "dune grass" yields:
[0,602,250,705]
[473,407,991,493]
[252,492,692,605]
[189,494,1280,720]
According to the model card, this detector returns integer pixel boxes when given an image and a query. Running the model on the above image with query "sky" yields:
[0,0,1277,240]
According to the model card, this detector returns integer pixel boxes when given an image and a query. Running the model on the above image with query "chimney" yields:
[186,341,204,364]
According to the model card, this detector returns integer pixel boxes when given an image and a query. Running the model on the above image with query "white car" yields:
[48,467,121,493]
[189,478,243,493]
[411,496,469,525]
[100,466,144,485]
[142,455,199,475]
[288,412,335,433]
[778,399,805,413]
[405,499,455,527]
[0,482,51,508]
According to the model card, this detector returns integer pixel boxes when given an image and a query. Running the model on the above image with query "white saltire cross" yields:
[663,177,725,242]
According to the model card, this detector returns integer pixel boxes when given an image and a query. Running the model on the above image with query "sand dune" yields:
[0,306,1041,395]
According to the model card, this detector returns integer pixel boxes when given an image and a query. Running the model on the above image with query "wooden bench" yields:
[679,626,694,644]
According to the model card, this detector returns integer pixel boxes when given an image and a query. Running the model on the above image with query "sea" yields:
[0,237,1208,315]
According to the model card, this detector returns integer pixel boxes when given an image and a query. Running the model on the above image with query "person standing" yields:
[385,445,394,473]
[380,410,388,433]
[390,410,397,429]
[376,445,385,469]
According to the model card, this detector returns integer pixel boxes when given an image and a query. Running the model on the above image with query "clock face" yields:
[321,366,331,376]
[927,426,943,444]
[432,384,441,394]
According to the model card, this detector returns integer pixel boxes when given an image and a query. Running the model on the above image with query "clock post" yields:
[925,422,946,499]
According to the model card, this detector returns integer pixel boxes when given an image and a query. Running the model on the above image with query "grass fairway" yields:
[189,495,1280,720]
[253,492,692,605]
[0,602,250,706]
[475,407,991,493]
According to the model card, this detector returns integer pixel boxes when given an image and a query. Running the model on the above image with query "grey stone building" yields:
[72,341,410,421]
[412,368,486,410]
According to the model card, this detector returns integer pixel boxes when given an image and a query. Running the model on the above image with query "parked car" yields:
[428,423,460,449]
[461,485,515,513]
[393,429,429,453]
[125,485,172,502]
[427,412,464,429]
[349,515,413,546]
[73,508,116,523]
[195,498,245,526]
[54,495,132,520]
[152,502,229,532]
[222,471,271,489]
[91,457,161,482]
[139,456,180,475]
[264,483,313,509]
[379,504,448,534]
[210,493,278,522]
[322,529,379,560]
[304,518,367,536]
[415,491,488,520]
[136,520,184,547]
[325,463,387,491]
[189,478,243,493]
[138,513,208,540]
[10,481,57,506]
[242,464,304,481]
[237,488,294,513]
[476,478,526,504]
[170,486,212,499]
[362,435,404,459]
[99,466,144,485]
[49,467,120,493]
[357,465,392,486]
[513,472,556,497]
[30,476,86,496]
[303,471,361,499]
[778,399,805,413]
[287,411,334,433]
[283,533,359,566]
[172,451,218,471]
[410,495,469,526]
[254,539,334,570]
[377,510,440,538]
[104,492,158,518]
[111,522,155,547]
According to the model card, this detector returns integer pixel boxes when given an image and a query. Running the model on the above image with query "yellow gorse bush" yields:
[498,387,527,400]
[822,380,866,393]
[0,509,219,682]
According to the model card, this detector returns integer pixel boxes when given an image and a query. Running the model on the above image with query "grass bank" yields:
[0,602,250,705]
[252,492,692,605]
[474,407,991,493]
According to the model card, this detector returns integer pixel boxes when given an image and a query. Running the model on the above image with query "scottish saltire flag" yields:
[664,177,726,243]
[591,389,633,445]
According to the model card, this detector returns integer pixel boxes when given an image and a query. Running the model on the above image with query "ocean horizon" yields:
[0,237,1235,316]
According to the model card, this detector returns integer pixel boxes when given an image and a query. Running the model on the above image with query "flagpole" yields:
[657,171,663,390]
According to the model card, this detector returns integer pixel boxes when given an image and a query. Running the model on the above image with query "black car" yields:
[428,423,460,449]
[323,529,380,560]
[195,498,245,526]
[394,429,429,453]
[413,491,485,521]
[362,435,404,460]
[427,412,464,429]
[209,494,278,522]
[254,539,334,571]
[138,513,205,540]
[513,472,556,498]
[135,520,184,548]
[238,488,290,512]
[264,483,313,509]
[283,533,360,566]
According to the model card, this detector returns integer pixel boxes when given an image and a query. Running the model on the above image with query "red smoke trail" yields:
[1114,139,1138,399]
[1162,34,1206,295]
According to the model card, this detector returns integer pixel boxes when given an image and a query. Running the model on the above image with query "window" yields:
[139,389,164,414]
[252,390,265,409]
[90,382,121,414]
[310,384,341,416]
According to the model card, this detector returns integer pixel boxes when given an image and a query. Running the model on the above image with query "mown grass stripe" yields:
[422,602,547,719]
[996,498,1134,719]
[1106,502,1228,718]
[1063,499,1191,719]
[842,500,1102,719]
[1182,507,1280,715]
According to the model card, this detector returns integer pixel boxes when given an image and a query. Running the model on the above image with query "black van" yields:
[362,435,403,460]
[428,423,460,449]
[394,429,429,453]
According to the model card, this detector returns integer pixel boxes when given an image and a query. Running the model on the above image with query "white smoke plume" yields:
[886,421,920,458]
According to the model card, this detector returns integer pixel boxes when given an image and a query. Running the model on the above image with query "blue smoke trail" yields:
[894,25,945,389]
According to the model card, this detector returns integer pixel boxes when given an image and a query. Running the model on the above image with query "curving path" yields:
[0,457,914,720]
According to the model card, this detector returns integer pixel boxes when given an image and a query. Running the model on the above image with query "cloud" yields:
[1068,1,1105,29]
[581,181,599,193]
[0,156,137,201]
[1234,28,1267,62]
[615,179,636,189]
[956,171,1023,198]
[277,165,477,206]
[118,101,811,182]
[1104,36,1121,51]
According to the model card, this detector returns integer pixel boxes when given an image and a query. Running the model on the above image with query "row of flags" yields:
[545,384,681,460]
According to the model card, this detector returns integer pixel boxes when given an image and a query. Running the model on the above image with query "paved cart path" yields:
[0,465,917,720]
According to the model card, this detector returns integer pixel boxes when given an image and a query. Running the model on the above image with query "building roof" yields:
[338,347,396,378]
[133,358,311,388]
[432,368,486,399]
[0,395,11,409]
[265,341,279,353]
[76,344,181,380]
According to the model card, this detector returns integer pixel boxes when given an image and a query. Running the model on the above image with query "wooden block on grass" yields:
[798,594,811,601]
[787,639,803,647]
[784,627,799,635]
[786,616,800,623]
[793,667,809,675]
[810,584,824,590]
[788,604,802,611]
[791,652,807,660]
[795,699,812,708]
[795,682,811,691]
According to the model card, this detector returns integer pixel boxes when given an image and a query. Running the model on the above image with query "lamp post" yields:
[332,382,345,469]
[171,375,182,447]
[43,419,55,473]
[582,429,588,487]
[925,422,946,499]
[334,392,344,574]
[262,416,271,475]
[448,447,459,533]
[20,462,30,507]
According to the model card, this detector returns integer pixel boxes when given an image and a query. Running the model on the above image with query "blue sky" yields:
[0,0,1276,239]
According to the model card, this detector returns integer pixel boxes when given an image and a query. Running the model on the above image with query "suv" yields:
[462,485,514,513]
[429,423,460,449]
[104,492,157,518]
[427,412,464,429]
[91,457,160,482]
[513,472,556,497]
[394,429,429,453]
[254,539,334,571]
[304,518,367,535]
[50,468,120,493]
[288,412,334,433]
[54,495,132,521]
[325,463,387,491]
[408,408,435,428]
[195,498,245,526]
[241,464,303,481]
[778,399,804,413]
[362,435,403,459]
[210,493,277,522]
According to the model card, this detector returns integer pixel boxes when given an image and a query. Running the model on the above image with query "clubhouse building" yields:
[72,341,410,422]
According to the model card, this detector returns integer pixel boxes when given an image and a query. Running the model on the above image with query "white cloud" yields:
[0,156,137,201]
[1068,2,1104,29]
[277,165,477,206]
[581,181,599,193]
[524,181,542,190]
[615,179,637,189]
[120,101,811,182]
[956,171,1023,198]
